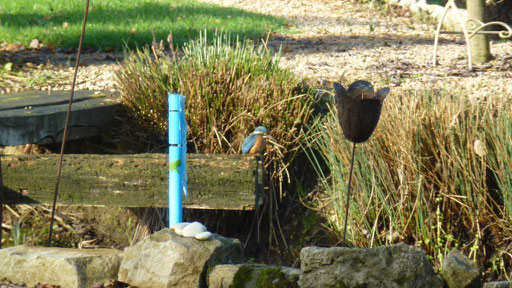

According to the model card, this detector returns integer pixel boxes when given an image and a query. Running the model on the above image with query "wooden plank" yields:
[0,90,120,146]
[1,154,264,210]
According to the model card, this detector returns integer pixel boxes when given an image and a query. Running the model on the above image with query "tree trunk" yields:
[467,0,492,63]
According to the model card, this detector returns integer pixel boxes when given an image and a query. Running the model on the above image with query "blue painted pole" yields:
[168,93,186,226]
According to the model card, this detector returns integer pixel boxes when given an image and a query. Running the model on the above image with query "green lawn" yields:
[0,0,287,51]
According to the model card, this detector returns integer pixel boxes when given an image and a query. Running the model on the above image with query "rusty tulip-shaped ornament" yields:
[333,80,389,246]
[334,80,389,143]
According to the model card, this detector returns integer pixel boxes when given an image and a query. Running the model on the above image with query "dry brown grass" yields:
[304,89,512,278]
[116,32,315,161]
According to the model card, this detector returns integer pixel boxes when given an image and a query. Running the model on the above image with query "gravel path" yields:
[196,0,512,98]
[0,47,119,94]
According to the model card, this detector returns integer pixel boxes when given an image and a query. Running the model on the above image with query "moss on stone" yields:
[90,93,108,98]
[233,265,254,287]
[149,232,171,243]
[394,275,409,287]
[255,266,298,288]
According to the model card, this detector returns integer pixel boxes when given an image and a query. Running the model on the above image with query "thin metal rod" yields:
[343,141,357,247]
[439,30,506,35]
[432,0,473,70]
[47,0,90,247]
[0,152,4,249]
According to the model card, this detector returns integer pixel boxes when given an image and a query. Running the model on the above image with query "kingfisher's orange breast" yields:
[249,135,266,154]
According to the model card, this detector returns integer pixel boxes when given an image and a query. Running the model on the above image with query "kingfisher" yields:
[242,126,276,155]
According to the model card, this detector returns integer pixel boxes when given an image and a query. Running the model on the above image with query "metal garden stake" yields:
[47,0,89,247]
[333,80,389,246]
[0,152,3,249]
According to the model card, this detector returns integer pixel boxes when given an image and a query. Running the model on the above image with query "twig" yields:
[0,154,3,249]
[38,206,76,222]
[266,138,285,150]
[3,74,25,81]
[44,212,76,234]
[78,238,99,249]
[5,205,20,218]
[1,223,11,230]
[212,126,228,151]
[271,185,289,250]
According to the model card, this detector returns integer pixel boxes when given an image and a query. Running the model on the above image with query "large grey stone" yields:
[0,245,122,288]
[118,228,243,288]
[442,249,481,288]
[388,0,467,31]
[298,243,444,288]
[207,263,300,288]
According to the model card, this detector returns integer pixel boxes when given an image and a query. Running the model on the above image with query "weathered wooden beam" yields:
[1,154,263,210]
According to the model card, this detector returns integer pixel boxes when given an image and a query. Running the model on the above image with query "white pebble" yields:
[170,222,190,235]
[194,231,212,241]
[182,222,207,237]
[174,228,183,236]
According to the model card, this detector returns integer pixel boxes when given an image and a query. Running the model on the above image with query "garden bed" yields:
[1,0,511,283]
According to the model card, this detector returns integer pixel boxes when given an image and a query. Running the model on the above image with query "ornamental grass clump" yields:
[303,90,512,278]
[116,31,315,184]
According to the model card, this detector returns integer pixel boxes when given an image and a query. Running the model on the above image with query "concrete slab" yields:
[0,90,120,146]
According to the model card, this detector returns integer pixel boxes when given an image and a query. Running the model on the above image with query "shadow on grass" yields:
[0,1,287,50]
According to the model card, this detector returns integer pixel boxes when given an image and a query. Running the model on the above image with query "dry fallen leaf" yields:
[29,38,40,49]
[282,46,294,53]
[4,62,13,71]
[47,43,56,51]
[474,139,486,157]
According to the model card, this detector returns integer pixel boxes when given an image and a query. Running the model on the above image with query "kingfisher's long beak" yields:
[263,134,277,142]
[264,134,284,150]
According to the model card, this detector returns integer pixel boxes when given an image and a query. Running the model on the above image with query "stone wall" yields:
[1,235,510,288]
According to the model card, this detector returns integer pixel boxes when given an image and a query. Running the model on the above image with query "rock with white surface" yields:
[170,222,190,232]
[195,231,213,241]
[182,221,207,237]
[171,222,191,236]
